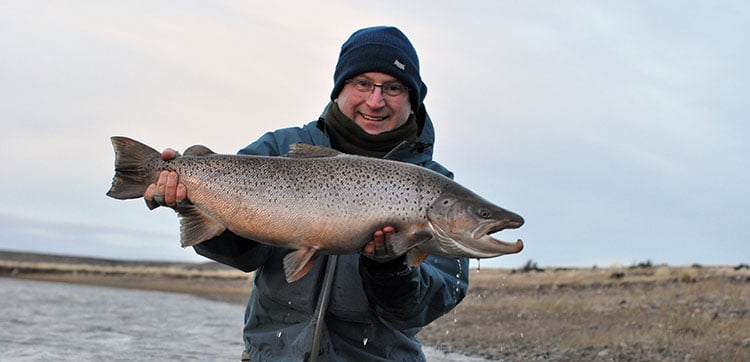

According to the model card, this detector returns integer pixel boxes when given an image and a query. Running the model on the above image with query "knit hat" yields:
[331,26,427,111]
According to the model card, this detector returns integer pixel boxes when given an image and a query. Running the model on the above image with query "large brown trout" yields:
[107,136,524,282]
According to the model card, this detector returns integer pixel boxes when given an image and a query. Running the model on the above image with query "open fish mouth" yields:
[472,219,525,255]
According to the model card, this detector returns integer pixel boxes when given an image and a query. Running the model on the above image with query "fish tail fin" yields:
[106,136,161,200]
[283,247,318,282]
[177,205,226,247]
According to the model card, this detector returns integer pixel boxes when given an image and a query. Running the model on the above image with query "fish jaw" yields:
[468,217,525,255]
[426,182,525,259]
[426,219,524,258]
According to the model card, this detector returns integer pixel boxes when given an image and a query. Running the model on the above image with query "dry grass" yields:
[420,265,750,361]
[0,257,253,304]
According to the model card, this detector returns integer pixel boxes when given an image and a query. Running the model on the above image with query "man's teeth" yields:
[361,114,389,121]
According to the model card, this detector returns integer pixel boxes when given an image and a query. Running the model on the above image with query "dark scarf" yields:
[322,102,419,158]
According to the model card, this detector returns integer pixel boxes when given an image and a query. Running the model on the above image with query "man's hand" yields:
[363,226,397,259]
[143,148,188,209]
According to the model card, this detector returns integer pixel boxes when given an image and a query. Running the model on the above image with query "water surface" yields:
[0,278,244,361]
[0,278,483,361]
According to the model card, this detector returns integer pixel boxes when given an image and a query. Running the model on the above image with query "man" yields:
[146,26,469,361]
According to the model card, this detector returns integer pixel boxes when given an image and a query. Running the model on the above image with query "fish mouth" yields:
[472,219,525,255]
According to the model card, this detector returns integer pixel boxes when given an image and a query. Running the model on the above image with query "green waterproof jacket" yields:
[194,105,470,361]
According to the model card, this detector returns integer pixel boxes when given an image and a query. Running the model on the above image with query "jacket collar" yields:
[317,102,437,164]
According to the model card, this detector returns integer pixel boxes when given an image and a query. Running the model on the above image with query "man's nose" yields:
[365,86,386,107]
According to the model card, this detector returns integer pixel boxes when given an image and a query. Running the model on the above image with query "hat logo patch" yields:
[393,59,406,71]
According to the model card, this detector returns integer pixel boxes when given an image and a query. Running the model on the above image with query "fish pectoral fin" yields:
[388,230,433,255]
[285,144,343,158]
[283,247,319,283]
[177,205,226,247]
[406,249,430,267]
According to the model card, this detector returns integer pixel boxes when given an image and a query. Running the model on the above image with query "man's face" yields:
[335,72,413,135]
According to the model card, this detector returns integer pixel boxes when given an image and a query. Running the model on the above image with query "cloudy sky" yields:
[1,1,747,268]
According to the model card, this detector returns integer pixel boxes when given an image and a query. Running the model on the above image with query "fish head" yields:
[426,183,524,258]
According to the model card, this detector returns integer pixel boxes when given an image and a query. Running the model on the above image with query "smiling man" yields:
[145,26,469,361]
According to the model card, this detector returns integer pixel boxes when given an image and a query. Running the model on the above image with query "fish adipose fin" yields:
[183,144,216,157]
[283,246,319,282]
[107,136,161,200]
[177,205,226,247]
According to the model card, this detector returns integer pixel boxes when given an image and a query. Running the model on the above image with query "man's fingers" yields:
[176,184,187,202]
[143,184,160,210]
[373,229,387,257]
[144,184,156,200]
[382,226,396,239]
[143,170,187,210]
[164,172,179,205]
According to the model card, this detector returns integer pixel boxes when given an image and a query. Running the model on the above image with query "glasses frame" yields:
[345,78,410,97]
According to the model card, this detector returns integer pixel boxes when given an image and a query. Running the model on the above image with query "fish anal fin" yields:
[286,144,343,158]
[283,246,319,283]
[177,205,226,247]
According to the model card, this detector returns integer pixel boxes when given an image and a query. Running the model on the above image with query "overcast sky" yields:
[1,1,747,268]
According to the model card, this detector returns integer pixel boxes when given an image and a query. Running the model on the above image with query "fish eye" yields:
[478,208,492,218]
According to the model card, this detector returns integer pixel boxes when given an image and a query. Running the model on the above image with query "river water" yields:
[0,278,483,361]
[0,277,245,361]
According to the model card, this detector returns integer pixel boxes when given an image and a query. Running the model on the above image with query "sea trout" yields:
[107,136,524,282]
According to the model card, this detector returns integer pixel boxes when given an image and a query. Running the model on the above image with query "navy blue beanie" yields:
[331,26,427,111]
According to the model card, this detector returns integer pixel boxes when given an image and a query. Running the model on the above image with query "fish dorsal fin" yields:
[283,246,319,282]
[286,143,343,158]
[183,144,216,157]
[176,205,226,247]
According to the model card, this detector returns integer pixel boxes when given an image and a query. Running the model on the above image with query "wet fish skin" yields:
[107,136,524,282]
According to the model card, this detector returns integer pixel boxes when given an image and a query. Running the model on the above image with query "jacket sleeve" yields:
[359,255,470,330]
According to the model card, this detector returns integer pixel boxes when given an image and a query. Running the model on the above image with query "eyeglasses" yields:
[345,78,410,97]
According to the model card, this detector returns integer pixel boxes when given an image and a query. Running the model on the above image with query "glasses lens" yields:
[351,79,373,92]
[383,83,407,96]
